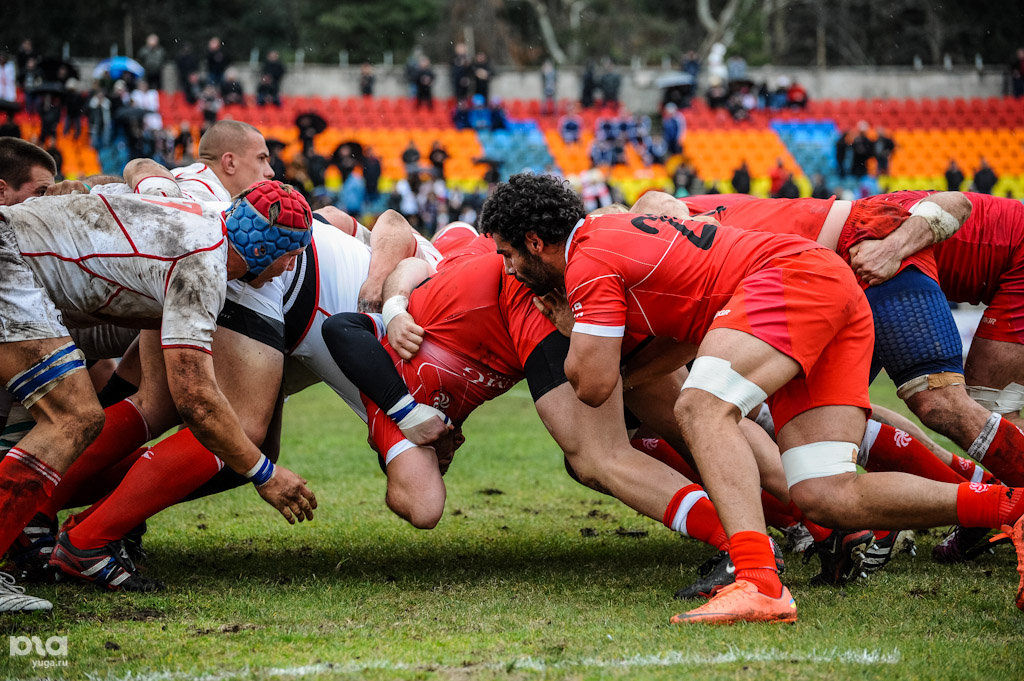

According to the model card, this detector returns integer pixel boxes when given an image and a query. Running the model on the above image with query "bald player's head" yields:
[197,121,273,197]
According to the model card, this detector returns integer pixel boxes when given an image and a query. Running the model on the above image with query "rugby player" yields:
[480,173,1024,625]
[0,181,314,610]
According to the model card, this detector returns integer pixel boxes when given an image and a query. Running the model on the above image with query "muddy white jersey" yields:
[0,193,229,352]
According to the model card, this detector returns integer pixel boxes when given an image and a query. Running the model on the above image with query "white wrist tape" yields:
[394,401,451,433]
[910,200,960,242]
[381,295,409,330]
[681,356,767,417]
[781,441,859,488]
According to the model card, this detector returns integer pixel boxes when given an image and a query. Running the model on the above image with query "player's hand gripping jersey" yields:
[365,239,555,458]
[0,193,229,351]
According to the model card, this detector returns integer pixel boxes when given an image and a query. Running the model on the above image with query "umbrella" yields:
[39,57,79,82]
[0,100,22,114]
[93,56,145,81]
[654,72,695,89]
[294,112,327,135]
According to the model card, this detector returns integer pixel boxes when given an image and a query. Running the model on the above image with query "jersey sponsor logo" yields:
[461,367,516,392]
[430,388,451,411]
[629,215,717,250]
[893,429,911,448]
[714,309,731,318]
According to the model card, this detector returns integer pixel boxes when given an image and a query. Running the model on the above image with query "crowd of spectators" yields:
[834,121,895,178]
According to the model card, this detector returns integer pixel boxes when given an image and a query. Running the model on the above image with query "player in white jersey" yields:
[0,181,317,601]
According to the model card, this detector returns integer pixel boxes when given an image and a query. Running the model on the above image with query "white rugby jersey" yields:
[0,193,229,352]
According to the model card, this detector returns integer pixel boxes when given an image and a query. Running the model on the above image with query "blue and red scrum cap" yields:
[224,180,313,280]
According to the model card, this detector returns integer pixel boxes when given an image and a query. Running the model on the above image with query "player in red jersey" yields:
[480,173,1024,624]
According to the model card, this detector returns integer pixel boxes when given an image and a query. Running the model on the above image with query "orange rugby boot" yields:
[669,580,797,625]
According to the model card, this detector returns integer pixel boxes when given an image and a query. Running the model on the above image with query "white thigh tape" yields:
[967,383,1024,414]
[782,441,859,488]
[681,356,767,416]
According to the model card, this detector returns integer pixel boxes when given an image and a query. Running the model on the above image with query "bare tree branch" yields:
[521,0,569,64]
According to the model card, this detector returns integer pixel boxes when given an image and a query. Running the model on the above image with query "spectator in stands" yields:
[468,94,491,131]
[0,53,16,102]
[21,57,42,115]
[776,172,799,199]
[835,129,849,178]
[173,121,195,164]
[489,98,509,131]
[267,139,286,181]
[220,68,245,106]
[205,37,229,87]
[362,146,381,203]
[130,79,162,131]
[359,62,375,98]
[874,127,895,175]
[472,51,493,104]
[62,79,86,140]
[0,111,19,139]
[972,157,998,194]
[428,141,449,180]
[580,169,613,212]
[541,59,557,115]
[672,162,699,197]
[558,102,583,143]
[706,76,729,109]
[402,140,421,178]
[339,170,366,216]
[198,83,223,127]
[661,102,685,155]
[581,59,598,108]
[769,158,787,196]
[589,137,614,167]
[258,51,285,106]
[811,173,831,199]
[726,54,747,82]
[451,42,472,103]
[333,142,359,182]
[15,39,36,88]
[682,51,701,79]
[415,56,435,110]
[850,121,873,177]
[87,87,113,150]
[404,47,423,99]
[452,99,470,130]
[600,57,622,105]
[731,160,751,194]
[1010,47,1024,98]
[786,80,808,108]
[768,77,790,109]
[137,34,166,90]
[944,158,965,191]
[37,93,61,148]
[176,44,200,99]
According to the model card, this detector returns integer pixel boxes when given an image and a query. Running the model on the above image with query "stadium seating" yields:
[16,91,1024,200]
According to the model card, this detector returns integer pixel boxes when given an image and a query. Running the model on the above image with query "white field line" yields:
[7,647,901,681]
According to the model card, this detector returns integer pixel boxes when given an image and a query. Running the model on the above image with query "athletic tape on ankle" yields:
[7,342,87,409]
[910,200,960,242]
[682,356,767,417]
[381,295,409,330]
[781,441,858,487]
[966,383,1024,414]
[244,454,275,486]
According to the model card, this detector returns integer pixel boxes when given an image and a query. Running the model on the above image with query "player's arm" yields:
[381,257,432,359]
[320,312,451,444]
[123,158,184,197]
[358,209,424,313]
[163,348,316,523]
[566,332,623,407]
[850,192,971,286]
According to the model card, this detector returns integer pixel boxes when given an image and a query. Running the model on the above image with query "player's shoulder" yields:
[171,163,231,201]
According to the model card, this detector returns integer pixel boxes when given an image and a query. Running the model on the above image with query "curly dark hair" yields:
[479,173,585,251]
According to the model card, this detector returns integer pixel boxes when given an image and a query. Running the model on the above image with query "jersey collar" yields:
[564,218,585,262]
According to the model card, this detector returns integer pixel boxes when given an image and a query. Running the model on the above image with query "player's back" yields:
[881,190,1024,304]
[0,193,227,329]
[566,212,820,344]
[681,195,836,242]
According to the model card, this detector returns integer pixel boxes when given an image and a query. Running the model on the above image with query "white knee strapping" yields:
[781,441,859,488]
[896,372,965,401]
[910,200,960,242]
[753,403,775,436]
[681,356,767,417]
[966,383,1024,414]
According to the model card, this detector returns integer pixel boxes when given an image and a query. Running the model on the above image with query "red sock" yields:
[955,482,1024,528]
[62,447,149,510]
[68,430,223,550]
[631,437,700,482]
[784,501,833,542]
[662,484,728,550]
[0,448,60,555]
[949,454,1000,485]
[761,491,798,530]
[978,418,1024,486]
[728,530,782,598]
[42,399,149,518]
[864,423,966,483]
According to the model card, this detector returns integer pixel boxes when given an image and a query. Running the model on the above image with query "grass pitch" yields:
[2,378,1023,680]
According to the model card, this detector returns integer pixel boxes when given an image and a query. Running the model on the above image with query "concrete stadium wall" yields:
[82,59,1011,113]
